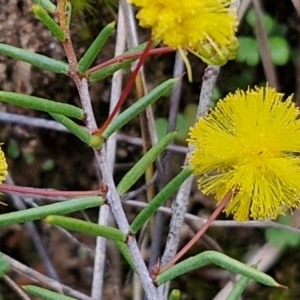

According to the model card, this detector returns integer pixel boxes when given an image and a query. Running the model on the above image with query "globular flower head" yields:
[0,145,7,205]
[128,0,239,65]
[188,86,300,221]
[0,146,7,183]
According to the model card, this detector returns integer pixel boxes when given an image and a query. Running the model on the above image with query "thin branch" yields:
[120,0,159,192]
[0,112,68,132]
[2,253,93,300]
[98,150,158,299]
[148,52,185,272]
[157,0,242,295]
[91,6,126,299]
[55,1,159,297]
[122,172,157,201]
[117,133,187,153]
[167,53,185,133]
[158,65,220,299]
[0,184,101,198]
[212,242,285,300]
[5,174,59,281]
[3,275,31,300]
[159,191,232,273]
[290,0,300,18]
[252,0,279,89]
[0,112,188,154]
[56,0,159,296]
[185,218,223,252]
[87,47,174,76]
[123,199,300,234]
[238,0,251,21]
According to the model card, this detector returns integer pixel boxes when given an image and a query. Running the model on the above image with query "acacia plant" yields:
[0,0,298,299]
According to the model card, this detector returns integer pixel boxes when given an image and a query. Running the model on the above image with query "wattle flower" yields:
[128,0,239,65]
[188,86,300,221]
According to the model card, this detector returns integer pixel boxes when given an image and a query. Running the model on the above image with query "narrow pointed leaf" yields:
[78,21,116,74]
[0,253,10,278]
[46,215,126,242]
[0,197,104,226]
[102,78,178,140]
[130,166,193,234]
[23,285,76,300]
[32,0,56,13]
[32,5,65,42]
[50,113,102,149]
[155,251,282,288]
[115,241,136,270]
[66,2,72,28]
[0,92,84,119]
[89,41,160,83]
[0,43,69,74]
[89,60,135,83]
[226,266,257,300]
[117,131,177,196]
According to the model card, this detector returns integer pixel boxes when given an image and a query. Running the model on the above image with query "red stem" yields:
[0,184,101,198]
[158,190,233,274]
[87,47,175,76]
[93,38,154,136]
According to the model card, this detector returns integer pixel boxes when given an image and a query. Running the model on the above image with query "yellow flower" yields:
[0,146,7,183]
[128,0,239,65]
[188,86,300,221]
[0,145,7,205]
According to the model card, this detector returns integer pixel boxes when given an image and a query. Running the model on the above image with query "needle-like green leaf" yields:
[0,197,104,226]
[32,5,65,42]
[156,251,284,288]
[117,131,177,196]
[78,21,116,74]
[130,166,193,234]
[0,92,84,120]
[31,0,56,13]
[89,41,160,83]
[50,113,102,149]
[0,43,69,74]
[226,266,258,300]
[46,215,127,242]
[0,253,10,278]
[23,285,76,300]
[102,78,178,140]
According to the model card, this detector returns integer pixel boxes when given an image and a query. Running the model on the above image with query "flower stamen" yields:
[188,85,300,221]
